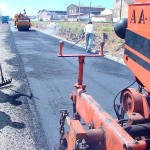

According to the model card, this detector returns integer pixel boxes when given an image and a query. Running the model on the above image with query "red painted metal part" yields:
[124,1,150,92]
[99,41,104,55]
[121,88,143,116]
[135,0,150,2]
[121,88,150,118]
[58,40,64,56]
[58,40,104,90]
[58,40,104,58]
[78,56,84,86]
[73,89,147,149]
[57,16,150,148]
[67,87,150,149]
[63,116,105,150]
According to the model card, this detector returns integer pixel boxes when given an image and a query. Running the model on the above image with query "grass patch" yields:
[58,22,85,34]
[101,26,112,32]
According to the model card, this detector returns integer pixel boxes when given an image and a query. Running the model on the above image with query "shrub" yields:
[101,26,112,32]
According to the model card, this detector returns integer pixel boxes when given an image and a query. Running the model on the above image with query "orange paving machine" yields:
[14,10,31,31]
[57,0,150,149]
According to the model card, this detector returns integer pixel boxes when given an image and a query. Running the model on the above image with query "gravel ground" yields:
[0,24,47,149]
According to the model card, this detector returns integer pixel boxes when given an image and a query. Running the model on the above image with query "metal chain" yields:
[59,109,69,150]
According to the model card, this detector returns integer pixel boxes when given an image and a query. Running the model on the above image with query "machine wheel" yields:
[120,88,143,116]
[17,27,21,31]
[17,26,29,31]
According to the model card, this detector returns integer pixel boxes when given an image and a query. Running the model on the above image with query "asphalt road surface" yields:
[0,23,135,149]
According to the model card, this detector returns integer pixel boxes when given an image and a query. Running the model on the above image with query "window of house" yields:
[70,10,74,13]
[60,16,65,19]
[81,8,90,13]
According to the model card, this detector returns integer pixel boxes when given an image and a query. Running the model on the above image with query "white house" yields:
[38,9,67,21]
[91,8,113,22]
[67,4,105,21]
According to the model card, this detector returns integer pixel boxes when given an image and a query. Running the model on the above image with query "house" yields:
[29,16,38,21]
[37,9,67,21]
[91,8,113,22]
[67,4,105,21]
[113,0,135,20]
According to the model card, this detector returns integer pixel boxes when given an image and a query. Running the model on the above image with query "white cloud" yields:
[0,2,18,18]
[0,2,10,16]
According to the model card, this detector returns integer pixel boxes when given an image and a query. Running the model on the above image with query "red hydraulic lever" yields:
[58,41,104,90]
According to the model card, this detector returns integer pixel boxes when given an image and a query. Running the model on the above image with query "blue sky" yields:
[0,0,114,17]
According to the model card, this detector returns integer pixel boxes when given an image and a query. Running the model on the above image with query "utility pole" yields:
[89,2,92,20]
[78,1,80,21]
[120,0,123,19]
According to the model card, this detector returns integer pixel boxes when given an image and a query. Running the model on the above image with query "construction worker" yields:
[84,21,94,52]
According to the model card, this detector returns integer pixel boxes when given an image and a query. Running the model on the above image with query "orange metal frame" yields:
[57,1,150,147]
[124,1,150,92]
[57,38,150,149]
